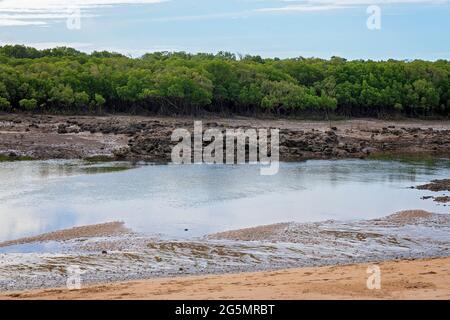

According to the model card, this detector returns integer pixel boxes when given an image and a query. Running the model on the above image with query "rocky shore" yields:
[1,114,449,162]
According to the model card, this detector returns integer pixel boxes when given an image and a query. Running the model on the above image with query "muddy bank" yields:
[0,222,129,248]
[417,179,450,192]
[434,196,450,203]
[1,114,449,162]
[208,210,450,242]
[0,210,449,292]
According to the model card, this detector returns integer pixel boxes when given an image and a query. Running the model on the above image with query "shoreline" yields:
[2,256,449,300]
[1,114,449,162]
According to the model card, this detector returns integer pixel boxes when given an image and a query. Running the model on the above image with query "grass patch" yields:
[80,166,132,174]
[367,152,450,166]
[83,155,114,163]
[0,154,34,162]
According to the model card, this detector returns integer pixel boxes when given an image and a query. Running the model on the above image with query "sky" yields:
[0,0,449,60]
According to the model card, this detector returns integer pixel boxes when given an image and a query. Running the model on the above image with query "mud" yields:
[417,179,450,192]
[434,196,450,203]
[1,114,449,162]
[417,179,450,203]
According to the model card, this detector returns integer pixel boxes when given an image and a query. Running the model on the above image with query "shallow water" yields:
[0,159,449,242]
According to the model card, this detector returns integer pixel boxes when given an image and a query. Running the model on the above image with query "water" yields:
[0,159,449,242]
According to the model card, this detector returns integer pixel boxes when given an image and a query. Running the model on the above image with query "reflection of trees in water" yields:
[292,158,450,186]
[38,163,76,178]
[37,162,134,178]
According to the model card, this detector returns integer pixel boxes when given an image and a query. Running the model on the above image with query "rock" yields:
[113,146,131,159]
[57,124,68,134]
[362,147,376,154]
[66,125,80,134]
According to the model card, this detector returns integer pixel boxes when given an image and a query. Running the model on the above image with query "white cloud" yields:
[256,0,448,13]
[257,4,346,12]
[0,0,447,27]
[0,0,167,26]
[0,19,47,26]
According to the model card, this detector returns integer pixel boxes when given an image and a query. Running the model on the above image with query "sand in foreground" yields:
[2,257,449,300]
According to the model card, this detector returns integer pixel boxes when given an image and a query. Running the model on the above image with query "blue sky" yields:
[0,0,449,60]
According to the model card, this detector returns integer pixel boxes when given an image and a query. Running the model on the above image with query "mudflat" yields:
[1,114,449,162]
[0,210,449,293]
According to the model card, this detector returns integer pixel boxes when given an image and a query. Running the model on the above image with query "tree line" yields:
[0,45,448,118]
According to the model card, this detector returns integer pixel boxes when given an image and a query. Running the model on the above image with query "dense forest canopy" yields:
[0,45,449,118]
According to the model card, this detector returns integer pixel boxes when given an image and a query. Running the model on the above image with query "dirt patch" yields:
[0,222,130,248]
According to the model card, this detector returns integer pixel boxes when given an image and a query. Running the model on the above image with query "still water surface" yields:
[0,159,449,241]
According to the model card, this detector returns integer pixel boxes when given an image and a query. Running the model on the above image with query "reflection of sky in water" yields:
[0,159,449,241]
[0,241,64,253]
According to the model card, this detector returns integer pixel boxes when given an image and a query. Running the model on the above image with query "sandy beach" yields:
[1,257,449,300]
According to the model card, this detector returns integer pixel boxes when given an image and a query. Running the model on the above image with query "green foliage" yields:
[48,85,75,110]
[0,154,34,162]
[94,93,106,106]
[84,155,114,162]
[18,98,37,111]
[0,97,11,111]
[74,91,90,109]
[0,44,448,117]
